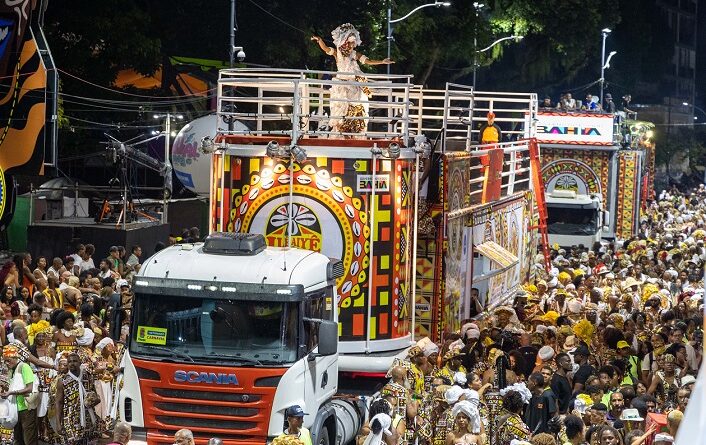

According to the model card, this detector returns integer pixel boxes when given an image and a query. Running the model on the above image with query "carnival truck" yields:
[532,110,655,242]
[120,70,544,444]
[545,190,606,248]
[120,232,368,445]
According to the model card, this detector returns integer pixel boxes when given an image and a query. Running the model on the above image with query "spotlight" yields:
[290,145,308,163]
[266,140,281,158]
[413,135,432,159]
[387,142,401,159]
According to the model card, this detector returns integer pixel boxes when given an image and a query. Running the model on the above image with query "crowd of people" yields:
[345,185,705,445]
[0,177,704,445]
[0,239,155,445]
[540,92,627,115]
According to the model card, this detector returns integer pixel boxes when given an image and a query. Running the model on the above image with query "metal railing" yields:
[446,139,534,222]
[217,68,414,142]
[216,70,538,154]
[442,84,538,152]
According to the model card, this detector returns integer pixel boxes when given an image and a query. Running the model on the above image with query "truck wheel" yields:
[318,426,330,445]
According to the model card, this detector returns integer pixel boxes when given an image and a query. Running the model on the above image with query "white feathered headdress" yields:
[331,23,362,48]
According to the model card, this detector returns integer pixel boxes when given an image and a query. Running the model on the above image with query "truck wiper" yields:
[205,352,262,366]
[142,345,195,363]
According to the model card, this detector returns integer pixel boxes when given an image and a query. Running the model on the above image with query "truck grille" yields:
[153,388,261,403]
[154,402,258,417]
[155,416,257,430]
[132,358,286,443]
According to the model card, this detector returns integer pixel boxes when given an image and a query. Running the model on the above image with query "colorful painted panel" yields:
[0,1,48,226]
[469,193,529,310]
[540,148,611,205]
[443,153,472,336]
[616,151,641,240]
[212,154,413,344]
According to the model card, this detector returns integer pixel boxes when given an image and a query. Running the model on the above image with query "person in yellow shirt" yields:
[278,405,313,445]
[478,112,502,145]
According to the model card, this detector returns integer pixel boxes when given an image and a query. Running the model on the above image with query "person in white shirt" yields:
[46,257,64,281]
[77,244,95,272]
[58,271,72,291]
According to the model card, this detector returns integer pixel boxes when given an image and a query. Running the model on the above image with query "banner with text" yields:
[535,112,614,146]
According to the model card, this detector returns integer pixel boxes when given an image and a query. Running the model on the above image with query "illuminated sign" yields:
[174,370,239,385]
[534,112,614,145]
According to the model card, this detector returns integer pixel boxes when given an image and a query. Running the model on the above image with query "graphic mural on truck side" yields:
[212,154,413,343]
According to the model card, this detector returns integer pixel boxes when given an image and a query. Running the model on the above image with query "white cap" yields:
[538,346,555,361]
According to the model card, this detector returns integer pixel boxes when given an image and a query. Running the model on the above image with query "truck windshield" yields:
[129,293,298,365]
[546,206,598,235]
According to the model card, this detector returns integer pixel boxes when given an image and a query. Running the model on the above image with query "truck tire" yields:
[318,426,330,445]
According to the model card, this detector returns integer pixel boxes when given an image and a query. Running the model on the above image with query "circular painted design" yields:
[228,162,369,309]
[541,159,602,197]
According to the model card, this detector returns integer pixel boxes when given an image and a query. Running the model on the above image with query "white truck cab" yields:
[545,190,607,248]
[120,232,363,445]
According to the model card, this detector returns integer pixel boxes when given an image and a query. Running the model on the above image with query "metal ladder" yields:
[528,138,551,273]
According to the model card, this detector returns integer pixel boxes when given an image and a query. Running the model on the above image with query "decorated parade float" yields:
[532,110,656,245]
[121,24,548,445]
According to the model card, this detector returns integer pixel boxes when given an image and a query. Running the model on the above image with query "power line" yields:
[243,0,311,37]
[58,68,216,98]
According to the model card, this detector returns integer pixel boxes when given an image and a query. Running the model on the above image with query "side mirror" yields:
[315,320,338,357]
[603,210,610,228]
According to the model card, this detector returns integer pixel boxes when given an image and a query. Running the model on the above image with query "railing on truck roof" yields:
[441,84,538,152]
[215,69,537,151]
[217,68,413,143]
[445,139,536,221]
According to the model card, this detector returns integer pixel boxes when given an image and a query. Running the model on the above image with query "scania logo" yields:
[174,370,239,385]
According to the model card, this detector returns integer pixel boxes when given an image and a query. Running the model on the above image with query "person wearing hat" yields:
[616,340,640,385]
[437,340,467,383]
[533,346,555,374]
[478,112,502,145]
[279,405,312,445]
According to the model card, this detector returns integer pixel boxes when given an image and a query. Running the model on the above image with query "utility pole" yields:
[163,113,171,224]
[229,0,237,67]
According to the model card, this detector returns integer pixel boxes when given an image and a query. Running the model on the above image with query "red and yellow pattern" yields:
[211,152,414,342]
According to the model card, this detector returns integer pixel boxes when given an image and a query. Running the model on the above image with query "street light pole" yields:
[387,1,451,75]
[683,102,706,121]
[472,2,483,89]
[600,28,610,107]
[154,113,183,225]
[387,5,392,75]
[229,0,237,67]
[473,35,523,89]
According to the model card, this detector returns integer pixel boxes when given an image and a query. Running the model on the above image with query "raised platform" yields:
[28,220,170,264]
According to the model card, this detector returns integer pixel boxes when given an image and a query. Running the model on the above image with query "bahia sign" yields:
[534,112,615,146]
